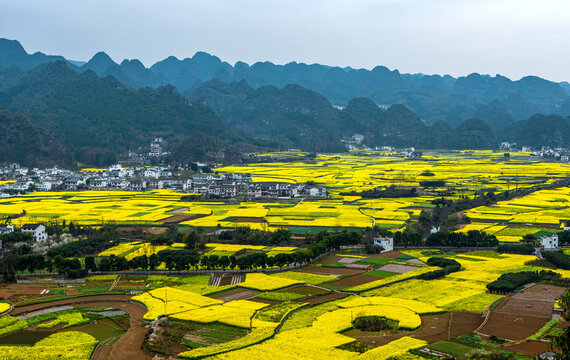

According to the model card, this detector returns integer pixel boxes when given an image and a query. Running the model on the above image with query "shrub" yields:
[418,257,461,280]
[353,316,398,331]
[486,270,561,293]
[543,251,570,270]
[497,244,535,255]
[426,257,460,268]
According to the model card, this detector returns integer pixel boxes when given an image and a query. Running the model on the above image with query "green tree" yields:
[85,257,97,272]
[551,289,570,358]
[521,233,538,247]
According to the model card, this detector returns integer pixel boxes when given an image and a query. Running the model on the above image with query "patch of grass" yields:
[524,259,556,269]
[184,322,248,345]
[322,263,346,268]
[16,292,124,306]
[319,283,348,291]
[487,297,505,313]
[255,302,305,323]
[255,292,306,302]
[286,286,330,296]
[395,254,415,260]
[61,318,125,341]
[47,288,66,295]
[363,270,396,278]
[319,255,337,264]
[464,251,505,259]
[429,341,475,357]
[182,338,206,348]
[356,258,391,266]
[453,255,487,262]
[79,287,109,293]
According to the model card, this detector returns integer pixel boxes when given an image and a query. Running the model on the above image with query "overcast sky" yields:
[1,0,570,82]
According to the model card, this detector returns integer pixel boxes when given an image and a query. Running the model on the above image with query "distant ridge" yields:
[1,38,569,127]
[1,38,570,166]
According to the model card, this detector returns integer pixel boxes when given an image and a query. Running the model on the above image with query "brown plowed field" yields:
[232,217,266,223]
[249,298,280,305]
[297,266,365,276]
[322,256,342,265]
[356,312,483,347]
[478,284,566,341]
[0,283,54,300]
[211,288,259,302]
[159,215,198,224]
[496,340,558,356]
[300,292,348,305]
[327,274,380,287]
[368,251,404,259]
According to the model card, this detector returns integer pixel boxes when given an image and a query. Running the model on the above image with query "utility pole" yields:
[164,288,168,316]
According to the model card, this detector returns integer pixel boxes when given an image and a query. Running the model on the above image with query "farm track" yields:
[10,294,151,360]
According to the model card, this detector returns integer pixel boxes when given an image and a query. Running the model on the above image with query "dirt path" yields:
[11,295,151,360]
[106,302,151,360]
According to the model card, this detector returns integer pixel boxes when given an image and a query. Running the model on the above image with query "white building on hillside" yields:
[540,234,559,250]
[373,236,394,253]
[21,224,48,242]
[0,225,14,234]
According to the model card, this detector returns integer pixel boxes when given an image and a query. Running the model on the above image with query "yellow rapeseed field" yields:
[2,151,568,233]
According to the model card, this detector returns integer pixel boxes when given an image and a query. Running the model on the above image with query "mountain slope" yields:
[0,38,66,70]
[0,106,71,167]
[0,61,242,165]
[189,79,501,150]
[511,114,570,148]
[186,79,346,152]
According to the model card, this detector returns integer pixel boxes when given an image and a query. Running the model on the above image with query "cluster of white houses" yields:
[183,173,328,198]
[0,223,47,242]
[0,164,328,200]
[530,147,570,161]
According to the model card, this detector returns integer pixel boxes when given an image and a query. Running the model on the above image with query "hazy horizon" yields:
[1,0,570,82]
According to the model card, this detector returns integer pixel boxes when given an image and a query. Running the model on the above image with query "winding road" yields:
[10,295,151,360]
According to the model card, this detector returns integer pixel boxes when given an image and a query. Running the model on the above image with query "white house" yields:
[21,224,48,242]
[540,234,559,250]
[373,236,394,253]
[430,226,440,234]
[36,182,53,191]
[0,225,14,234]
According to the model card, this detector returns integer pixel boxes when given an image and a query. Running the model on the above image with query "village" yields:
[0,163,328,200]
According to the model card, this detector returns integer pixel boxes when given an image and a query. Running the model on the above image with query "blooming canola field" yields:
[1,151,570,233]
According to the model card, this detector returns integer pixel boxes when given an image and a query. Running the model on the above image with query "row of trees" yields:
[417,257,461,280]
[543,251,570,270]
[486,270,563,293]
[2,253,86,280]
[425,230,499,247]
[369,228,499,249]
[497,244,536,255]
[0,229,363,279]
[83,230,362,273]
[219,228,292,246]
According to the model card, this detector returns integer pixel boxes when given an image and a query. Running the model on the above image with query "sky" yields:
[1,0,570,82]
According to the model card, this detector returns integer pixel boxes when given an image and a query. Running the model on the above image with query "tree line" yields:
[0,228,362,279]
